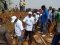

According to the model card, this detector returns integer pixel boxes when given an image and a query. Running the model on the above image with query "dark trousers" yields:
[24,30,33,43]
[39,23,43,32]
[52,33,60,45]
[39,22,48,34]
[20,6,25,11]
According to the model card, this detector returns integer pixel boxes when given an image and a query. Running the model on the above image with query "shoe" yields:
[42,34,46,37]
[38,31,43,34]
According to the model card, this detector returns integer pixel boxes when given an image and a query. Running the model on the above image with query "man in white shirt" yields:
[23,11,35,45]
[11,16,24,45]
[34,12,40,23]
[33,12,40,23]
[48,6,52,24]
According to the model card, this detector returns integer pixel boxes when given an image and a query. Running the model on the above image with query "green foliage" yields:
[0,0,4,11]
[0,0,4,2]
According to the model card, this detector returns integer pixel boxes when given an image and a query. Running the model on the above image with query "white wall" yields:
[25,0,60,9]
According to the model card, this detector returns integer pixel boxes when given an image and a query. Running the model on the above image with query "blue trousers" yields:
[39,21,48,34]
[17,36,23,42]
[52,33,60,45]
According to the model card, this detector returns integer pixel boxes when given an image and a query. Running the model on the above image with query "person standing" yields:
[48,8,56,35]
[3,1,8,10]
[51,8,60,45]
[52,8,57,22]
[41,5,48,35]
[48,6,52,24]
[23,11,35,45]
[48,6,53,34]
[35,12,40,23]
[11,16,24,45]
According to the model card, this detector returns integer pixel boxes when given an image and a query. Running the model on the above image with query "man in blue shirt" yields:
[40,5,48,34]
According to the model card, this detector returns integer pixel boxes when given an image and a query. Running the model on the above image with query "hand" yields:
[21,30,25,36]
[14,34,17,37]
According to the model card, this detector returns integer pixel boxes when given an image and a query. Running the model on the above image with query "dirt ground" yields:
[0,11,58,45]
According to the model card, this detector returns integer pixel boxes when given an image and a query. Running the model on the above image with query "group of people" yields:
[10,5,60,45]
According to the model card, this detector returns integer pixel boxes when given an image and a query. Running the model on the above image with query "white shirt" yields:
[15,19,24,36]
[23,16,35,31]
[35,14,39,22]
[48,10,52,20]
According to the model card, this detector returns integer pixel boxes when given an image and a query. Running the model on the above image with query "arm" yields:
[45,9,49,18]
[17,21,24,36]
[23,17,26,28]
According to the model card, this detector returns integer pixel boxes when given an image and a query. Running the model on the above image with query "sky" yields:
[7,0,60,9]
[25,0,60,9]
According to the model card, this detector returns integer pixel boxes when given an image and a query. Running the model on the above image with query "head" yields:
[33,13,36,17]
[41,5,46,11]
[52,8,55,13]
[49,6,52,10]
[58,8,60,12]
[36,11,40,15]
[28,11,32,18]
[11,16,17,23]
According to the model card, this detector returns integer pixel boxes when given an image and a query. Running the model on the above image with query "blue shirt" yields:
[41,9,48,23]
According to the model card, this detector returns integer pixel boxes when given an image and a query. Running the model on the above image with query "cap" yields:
[28,12,32,14]
[11,16,17,23]
[33,13,36,15]
[37,12,40,14]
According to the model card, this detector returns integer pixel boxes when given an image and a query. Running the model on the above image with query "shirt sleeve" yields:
[32,17,35,24]
[23,17,26,22]
[45,9,49,17]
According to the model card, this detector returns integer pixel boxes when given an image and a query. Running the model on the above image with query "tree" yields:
[0,0,4,11]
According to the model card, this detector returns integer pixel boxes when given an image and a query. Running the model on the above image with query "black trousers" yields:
[24,30,33,43]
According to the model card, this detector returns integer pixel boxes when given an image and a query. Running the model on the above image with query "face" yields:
[58,8,60,11]
[42,8,45,11]
[52,8,55,13]
[49,7,52,10]
[28,14,32,18]
[33,14,35,17]
[41,5,45,11]
[14,19,18,23]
